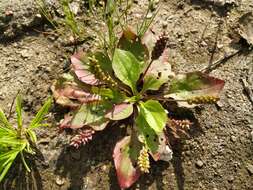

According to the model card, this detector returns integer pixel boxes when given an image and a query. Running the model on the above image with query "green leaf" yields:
[0,128,15,139]
[0,160,14,182]
[112,49,142,94]
[105,0,116,14]
[136,114,158,153]
[138,100,167,133]
[16,95,22,129]
[93,51,113,75]
[70,103,110,130]
[165,72,225,107]
[91,87,125,104]
[105,103,133,121]
[142,75,165,92]
[0,137,26,147]
[29,98,52,129]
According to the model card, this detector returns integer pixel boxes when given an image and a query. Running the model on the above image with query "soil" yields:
[0,0,253,190]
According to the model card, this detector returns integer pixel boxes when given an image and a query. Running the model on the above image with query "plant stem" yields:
[143,94,187,102]
[21,151,31,172]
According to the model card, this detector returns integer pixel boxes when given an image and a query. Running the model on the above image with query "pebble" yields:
[228,176,234,183]
[20,49,31,59]
[55,176,65,186]
[146,12,153,19]
[216,100,223,108]
[201,41,208,46]
[101,165,107,172]
[246,164,253,175]
[162,21,168,29]
[250,131,253,142]
[196,160,204,168]
[230,135,236,142]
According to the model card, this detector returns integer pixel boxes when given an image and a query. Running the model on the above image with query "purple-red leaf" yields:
[113,136,140,189]
[71,52,100,85]
[51,81,100,108]
[165,72,225,107]
[59,114,73,129]
[105,103,133,120]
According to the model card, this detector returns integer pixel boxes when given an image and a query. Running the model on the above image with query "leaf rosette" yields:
[52,28,225,189]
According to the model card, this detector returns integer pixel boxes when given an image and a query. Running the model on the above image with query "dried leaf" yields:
[51,80,100,108]
[143,49,174,91]
[118,27,149,63]
[142,29,157,58]
[150,132,173,162]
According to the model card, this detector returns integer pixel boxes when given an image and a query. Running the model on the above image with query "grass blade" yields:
[0,161,13,182]
[0,150,19,182]
[26,130,37,143]
[0,108,12,129]
[16,94,22,130]
[29,97,52,129]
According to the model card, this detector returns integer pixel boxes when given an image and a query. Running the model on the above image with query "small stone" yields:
[20,49,31,59]
[228,176,234,183]
[216,100,223,108]
[250,131,253,142]
[196,160,204,168]
[201,41,207,46]
[146,12,153,19]
[246,164,253,175]
[231,135,236,142]
[162,21,168,29]
[55,176,65,186]
[5,10,14,16]
[101,165,107,172]
[70,2,80,15]
[35,13,42,19]
[217,43,223,49]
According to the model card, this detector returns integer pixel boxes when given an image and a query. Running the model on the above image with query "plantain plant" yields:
[0,95,51,182]
[52,25,225,188]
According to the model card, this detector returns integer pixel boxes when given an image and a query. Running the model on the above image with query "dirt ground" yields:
[0,0,253,190]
